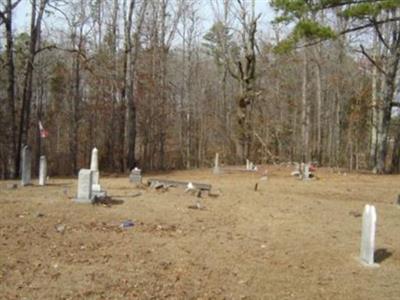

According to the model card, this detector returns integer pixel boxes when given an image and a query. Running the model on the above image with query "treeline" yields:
[1,0,399,178]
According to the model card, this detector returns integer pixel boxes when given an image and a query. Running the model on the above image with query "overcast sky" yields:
[13,0,275,37]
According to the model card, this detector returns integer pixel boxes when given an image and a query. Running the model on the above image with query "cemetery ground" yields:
[1,166,400,299]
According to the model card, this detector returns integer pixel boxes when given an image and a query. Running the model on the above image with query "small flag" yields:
[38,121,49,138]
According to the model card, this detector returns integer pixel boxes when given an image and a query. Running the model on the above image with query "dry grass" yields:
[1,166,400,299]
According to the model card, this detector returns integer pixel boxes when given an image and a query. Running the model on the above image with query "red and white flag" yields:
[38,121,49,138]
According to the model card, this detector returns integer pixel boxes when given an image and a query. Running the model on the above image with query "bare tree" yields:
[16,0,48,176]
[0,0,21,178]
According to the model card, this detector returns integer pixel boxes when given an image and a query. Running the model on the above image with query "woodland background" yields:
[1,0,400,178]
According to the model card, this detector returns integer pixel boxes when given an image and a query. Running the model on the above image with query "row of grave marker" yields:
[19,145,106,203]
[18,147,382,267]
[213,153,258,174]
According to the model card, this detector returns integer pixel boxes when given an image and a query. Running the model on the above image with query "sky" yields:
[13,0,276,35]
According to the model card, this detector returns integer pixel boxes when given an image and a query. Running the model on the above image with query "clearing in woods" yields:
[1,166,399,299]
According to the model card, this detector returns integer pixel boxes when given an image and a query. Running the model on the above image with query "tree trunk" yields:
[315,58,322,163]
[301,49,309,162]
[376,64,399,173]
[369,32,380,171]
[124,0,147,170]
[4,0,17,178]
[390,125,400,173]
[16,0,47,177]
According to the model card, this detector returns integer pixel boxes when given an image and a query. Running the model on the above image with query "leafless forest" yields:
[1,0,400,178]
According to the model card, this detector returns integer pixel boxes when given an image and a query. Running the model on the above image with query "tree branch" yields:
[340,17,400,35]
[0,11,6,22]
[292,17,400,50]
[34,44,57,55]
[371,17,390,50]
[360,44,386,75]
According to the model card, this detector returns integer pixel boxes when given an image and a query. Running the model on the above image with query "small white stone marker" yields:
[38,156,47,186]
[75,169,93,203]
[246,159,250,170]
[129,167,142,184]
[213,153,220,174]
[21,145,32,186]
[360,204,377,266]
[185,182,195,193]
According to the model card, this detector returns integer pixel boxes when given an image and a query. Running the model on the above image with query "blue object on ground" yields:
[120,219,135,228]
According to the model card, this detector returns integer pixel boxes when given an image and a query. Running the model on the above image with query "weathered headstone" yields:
[213,153,220,174]
[303,164,310,180]
[75,169,93,203]
[21,145,32,186]
[129,168,142,184]
[38,156,47,186]
[360,204,377,265]
[90,147,100,191]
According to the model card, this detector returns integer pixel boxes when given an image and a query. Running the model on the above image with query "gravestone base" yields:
[356,257,379,268]
[75,197,95,204]
[92,183,106,198]
[93,190,107,198]
[129,175,142,183]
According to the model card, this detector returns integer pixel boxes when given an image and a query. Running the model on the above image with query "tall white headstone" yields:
[213,153,220,174]
[360,204,377,265]
[38,156,47,186]
[90,147,100,191]
[21,145,32,186]
[246,159,250,170]
[90,147,98,171]
[75,169,93,203]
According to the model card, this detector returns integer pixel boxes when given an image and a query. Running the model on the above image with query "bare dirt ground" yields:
[1,166,400,299]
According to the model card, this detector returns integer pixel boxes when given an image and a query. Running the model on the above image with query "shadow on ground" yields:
[93,197,124,207]
[374,248,392,263]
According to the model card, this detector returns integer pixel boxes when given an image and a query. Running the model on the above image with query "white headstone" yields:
[246,159,250,170]
[360,204,377,265]
[213,153,220,174]
[38,156,47,186]
[21,145,32,186]
[304,164,310,180]
[129,168,142,183]
[75,169,93,203]
[90,147,100,191]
